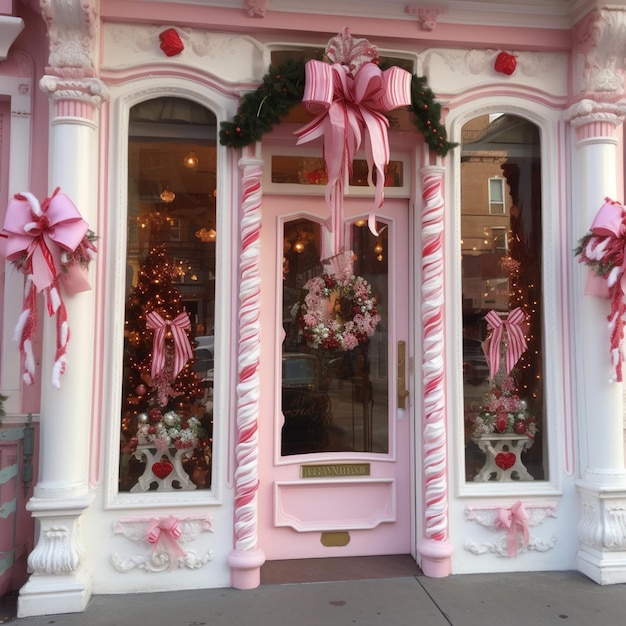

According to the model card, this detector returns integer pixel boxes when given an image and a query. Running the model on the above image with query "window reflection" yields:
[281,219,389,456]
[119,97,216,492]
[461,114,545,482]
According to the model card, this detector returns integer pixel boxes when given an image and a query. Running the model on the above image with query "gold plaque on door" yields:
[321,532,350,547]
[300,463,370,478]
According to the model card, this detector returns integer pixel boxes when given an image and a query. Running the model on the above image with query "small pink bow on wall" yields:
[147,515,187,565]
[295,33,411,255]
[484,308,528,381]
[494,501,530,558]
[146,311,194,381]
[1,188,96,388]
[576,198,626,382]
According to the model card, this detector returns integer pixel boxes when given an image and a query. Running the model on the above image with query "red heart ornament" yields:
[494,51,516,75]
[495,452,516,470]
[152,460,173,479]
[159,28,184,57]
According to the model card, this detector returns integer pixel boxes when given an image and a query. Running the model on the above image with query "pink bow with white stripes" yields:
[295,59,411,255]
[1,188,91,388]
[146,311,193,380]
[484,308,528,381]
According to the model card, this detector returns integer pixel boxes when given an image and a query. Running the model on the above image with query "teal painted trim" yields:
[0,463,18,485]
[0,427,25,442]
[0,497,17,519]
[0,552,15,577]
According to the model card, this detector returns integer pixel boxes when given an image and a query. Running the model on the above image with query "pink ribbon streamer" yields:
[2,188,91,388]
[147,515,187,564]
[146,311,193,380]
[579,198,626,381]
[295,60,411,255]
[494,501,530,558]
[484,308,528,381]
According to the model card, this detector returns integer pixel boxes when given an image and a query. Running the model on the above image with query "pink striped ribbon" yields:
[146,311,193,380]
[295,60,411,254]
[484,307,528,381]
[494,501,530,558]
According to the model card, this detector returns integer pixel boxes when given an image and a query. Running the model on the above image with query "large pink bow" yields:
[146,311,193,381]
[484,308,528,381]
[494,501,530,558]
[147,515,186,563]
[295,60,411,255]
[3,189,88,293]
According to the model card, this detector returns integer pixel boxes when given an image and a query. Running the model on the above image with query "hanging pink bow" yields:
[295,59,411,255]
[3,188,89,293]
[147,515,187,564]
[484,308,528,381]
[577,198,626,381]
[495,501,530,558]
[146,311,193,380]
[1,188,93,388]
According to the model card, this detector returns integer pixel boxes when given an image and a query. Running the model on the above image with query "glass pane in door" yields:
[281,218,389,456]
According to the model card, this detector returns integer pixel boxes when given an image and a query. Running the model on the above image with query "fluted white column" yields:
[567,100,626,585]
[18,0,109,616]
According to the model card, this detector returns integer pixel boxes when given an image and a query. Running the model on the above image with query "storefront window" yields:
[119,97,216,492]
[461,114,545,482]
[281,218,389,456]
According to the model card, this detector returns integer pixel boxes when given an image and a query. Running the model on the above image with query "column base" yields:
[18,493,93,616]
[18,570,92,617]
[417,538,453,578]
[576,480,626,585]
[228,548,266,589]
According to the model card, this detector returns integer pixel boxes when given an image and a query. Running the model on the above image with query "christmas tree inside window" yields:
[119,97,217,492]
[460,114,546,483]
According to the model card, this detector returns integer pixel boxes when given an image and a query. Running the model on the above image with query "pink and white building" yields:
[2,0,626,617]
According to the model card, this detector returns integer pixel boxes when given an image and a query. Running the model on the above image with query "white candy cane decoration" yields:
[420,167,450,545]
[233,152,263,554]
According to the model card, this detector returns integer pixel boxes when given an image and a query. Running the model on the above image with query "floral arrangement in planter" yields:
[472,375,538,439]
[135,408,205,452]
[295,271,381,351]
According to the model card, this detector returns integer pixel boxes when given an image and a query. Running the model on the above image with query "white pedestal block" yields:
[472,434,534,482]
[131,445,196,492]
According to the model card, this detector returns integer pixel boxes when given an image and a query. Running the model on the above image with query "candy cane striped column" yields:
[417,165,453,577]
[228,146,266,588]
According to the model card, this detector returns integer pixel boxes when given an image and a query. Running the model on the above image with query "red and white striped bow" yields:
[146,311,193,381]
[484,308,528,382]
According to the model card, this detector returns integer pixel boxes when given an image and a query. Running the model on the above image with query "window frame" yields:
[446,98,567,498]
[102,79,236,510]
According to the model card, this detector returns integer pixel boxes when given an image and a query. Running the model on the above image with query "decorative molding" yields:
[28,521,83,574]
[405,5,445,31]
[111,514,214,573]
[245,0,268,17]
[464,502,558,558]
[40,0,99,73]
[578,486,626,551]
[573,6,626,101]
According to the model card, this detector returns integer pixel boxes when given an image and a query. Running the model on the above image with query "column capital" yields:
[39,0,108,120]
[39,72,109,120]
[573,6,626,103]
[564,98,626,142]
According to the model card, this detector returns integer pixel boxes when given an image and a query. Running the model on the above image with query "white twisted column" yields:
[417,165,453,577]
[228,145,265,588]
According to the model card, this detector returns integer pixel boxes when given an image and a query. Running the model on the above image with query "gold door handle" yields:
[398,340,409,409]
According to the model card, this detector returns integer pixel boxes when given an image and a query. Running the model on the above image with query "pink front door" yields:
[259,196,412,560]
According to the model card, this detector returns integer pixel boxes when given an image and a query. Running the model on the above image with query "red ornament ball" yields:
[149,408,163,423]
[514,421,527,434]
[494,51,516,76]
[135,384,147,396]
[159,28,184,57]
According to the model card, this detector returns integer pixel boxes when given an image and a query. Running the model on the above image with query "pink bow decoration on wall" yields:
[484,308,528,381]
[494,501,530,558]
[295,30,411,256]
[146,311,194,381]
[576,198,626,382]
[1,188,95,388]
[147,515,187,565]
